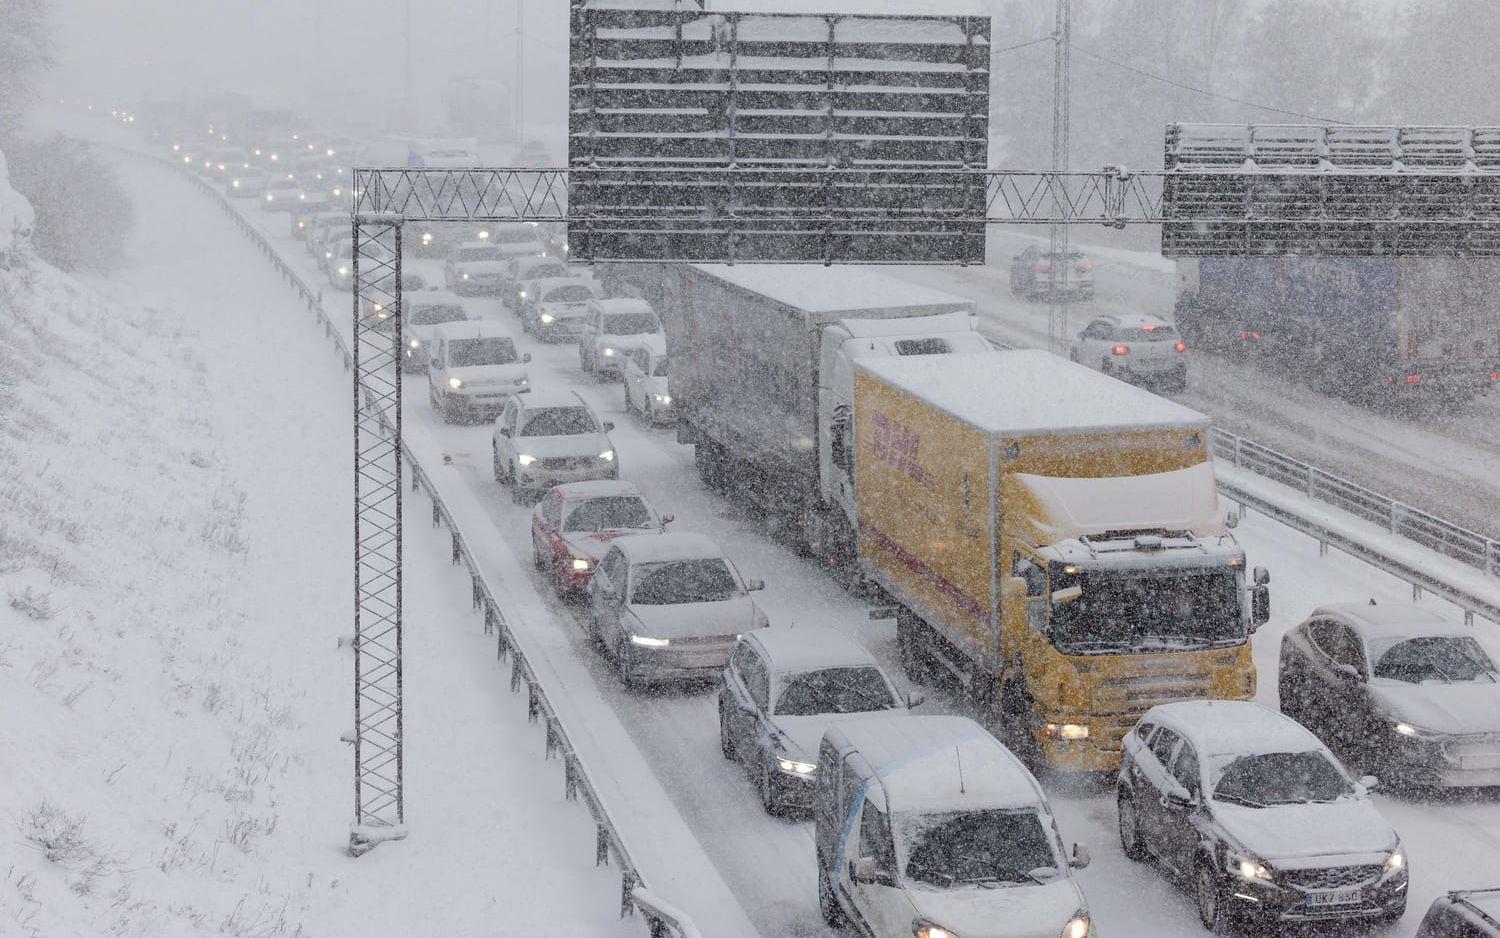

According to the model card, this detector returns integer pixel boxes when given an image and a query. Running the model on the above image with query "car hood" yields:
[904,878,1085,938]
[514,433,611,459]
[1370,681,1500,736]
[562,529,659,561]
[444,364,528,387]
[408,323,451,343]
[771,711,907,763]
[538,301,590,321]
[454,261,506,275]
[1213,798,1397,863]
[628,596,760,640]
[639,374,670,395]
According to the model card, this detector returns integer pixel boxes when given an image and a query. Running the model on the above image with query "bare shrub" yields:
[7,586,52,620]
[20,801,90,864]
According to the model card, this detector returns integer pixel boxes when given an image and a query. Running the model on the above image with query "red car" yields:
[530,481,671,595]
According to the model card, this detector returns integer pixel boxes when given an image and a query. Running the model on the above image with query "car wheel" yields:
[645,402,657,424]
[624,384,635,414]
[579,348,590,374]
[1118,790,1147,861]
[510,476,526,505]
[428,383,440,409]
[818,863,845,927]
[492,448,505,483]
[718,703,736,760]
[758,758,783,816]
[1195,861,1230,934]
[531,535,546,571]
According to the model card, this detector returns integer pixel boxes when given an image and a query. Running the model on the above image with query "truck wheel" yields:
[818,864,845,927]
[897,611,932,684]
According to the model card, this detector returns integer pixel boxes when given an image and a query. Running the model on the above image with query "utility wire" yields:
[1069,42,1352,125]
[990,35,1055,57]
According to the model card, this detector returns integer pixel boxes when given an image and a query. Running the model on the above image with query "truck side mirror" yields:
[906,690,926,709]
[744,578,766,592]
[1070,842,1091,869]
[1251,585,1270,628]
[660,514,674,526]
[603,421,615,432]
[1253,566,1270,586]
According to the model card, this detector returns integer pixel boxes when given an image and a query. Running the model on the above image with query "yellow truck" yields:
[855,349,1269,772]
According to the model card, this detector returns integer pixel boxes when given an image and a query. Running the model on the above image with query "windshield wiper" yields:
[1213,792,1269,808]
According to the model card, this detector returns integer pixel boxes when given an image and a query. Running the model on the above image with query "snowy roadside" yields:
[0,150,638,936]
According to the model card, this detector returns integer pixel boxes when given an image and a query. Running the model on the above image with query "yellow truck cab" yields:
[854,350,1268,772]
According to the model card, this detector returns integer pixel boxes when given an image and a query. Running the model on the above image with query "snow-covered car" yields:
[261,177,301,212]
[1010,244,1094,301]
[290,194,332,240]
[1279,602,1500,788]
[363,271,430,326]
[489,224,547,264]
[227,166,268,198]
[579,298,663,380]
[530,481,671,596]
[1417,889,1500,938]
[1070,313,1188,391]
[302,211,343,253]
[502,254,568,310]
[425,321,532,423]
[586,532,767,687]
[444,242,509,296]
[622,341,674,424]
[720,625,917,815]
[815,715,1092,938]
[492,390,618,502]
[1117,700,1406,932]
[401,291,469,372]
[326,237,397,292]
[524,277,601,342]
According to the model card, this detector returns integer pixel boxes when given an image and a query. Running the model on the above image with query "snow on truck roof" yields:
[1013,463,1222,543]
[829,716,1045,814]
[858,350,1210,437]
[693,264,971,318]
[747,625,881,674]
[1147,701,1327,761]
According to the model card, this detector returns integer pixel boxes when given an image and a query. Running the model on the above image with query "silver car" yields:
[491,390,618,502]
[1071,313,1188,391]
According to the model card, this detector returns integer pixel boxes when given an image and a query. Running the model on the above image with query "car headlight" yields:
[409,339,421,349]
[598,450,615,462]
[571,558,591,571]
[1231,855,1273,881]
[232,179,240,187]
[539,314,554,324]
[337,266,348,276]
[1061,913,1090,938]
[478,230,490,239]
[1045,723,1089,740]
[448,377,463,389]
[421,232,432,244]
[462,273,470,280]
[325,251,333,259]
[516,454,537,466]
[265,193,273,200]
[913,923,959,938]
[1384,848,1405,874]
[372,303,383,312]
[603,347,616,357]
[775,756,817,777]
[332,187,343,197]
[562,242,570,252]
[516,378,528,386]
[653,394,671,405]
[629,634,669,648]
[518,291,527,299]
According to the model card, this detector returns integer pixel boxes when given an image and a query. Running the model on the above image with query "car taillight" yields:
[1238,331,1262,342]
[1404,374,1422,385]
[1032,262,1052,272]
[1489,372,1500,381]
[1174,341,1187,353]
[1112,345,1129,356]
[1076,260,1093,272]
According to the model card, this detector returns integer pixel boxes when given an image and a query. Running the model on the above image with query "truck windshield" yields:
[1049,566,1244,654]
[897,809,1058,890]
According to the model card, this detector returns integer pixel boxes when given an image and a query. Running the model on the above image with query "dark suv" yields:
[1010,244,1095,301]
[1419,890,1500,937]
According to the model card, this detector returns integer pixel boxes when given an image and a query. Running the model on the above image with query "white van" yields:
[813,715,1093,938]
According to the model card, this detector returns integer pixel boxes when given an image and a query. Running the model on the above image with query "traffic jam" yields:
[151,111,1500,938]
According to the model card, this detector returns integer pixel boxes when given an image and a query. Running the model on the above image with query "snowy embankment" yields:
[0,146,637,936]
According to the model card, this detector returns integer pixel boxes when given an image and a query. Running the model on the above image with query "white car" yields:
[228,167,268,198]
[492,390,618,502]
[489,223,547,260]
[587,532,768,687]
[425,321,532,423]
[524,277,601,342]
[502,254,568,309]
[401,291,470,372]
[621,339,674,424]
[720,625,917,814]
[1070,313,1188,391]
[816,715,1093,938]
[261,177,301,212]
[579,298,664,380]
[444,242,509,296]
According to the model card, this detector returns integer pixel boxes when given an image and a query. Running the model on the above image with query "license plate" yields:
[1460,752,1500,770]
[1307,888,1362,907]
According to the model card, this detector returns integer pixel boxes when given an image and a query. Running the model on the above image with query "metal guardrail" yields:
[1211,429,1500,579]
[132,146,700,938]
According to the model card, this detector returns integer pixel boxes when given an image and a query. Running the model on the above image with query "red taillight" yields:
[1174,341,1187,353]
[1489,372,1500,381]
[1404,374,1422,385]
[1112,345,1129,356]
[1032,262,1052,272]
[1237,331,1262,342]
[1077,260,1093,272]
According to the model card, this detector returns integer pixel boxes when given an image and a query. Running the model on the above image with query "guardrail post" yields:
[527,682,541,724]
[1466,610,1476,627]
[1391,502,1405,536]
[564,753,579,801]
[1305,464,1316,497]
[1412,583,1422,602]
[1319,540,1328,558]
[621,872,637,918]
[472,574,483,610]
[511,657,524,692]
[451,532,462,564]
[484,601,496,636]
[545,717,560,759]
[1490,540,1500,577]
[497,624,510,661]
[432,500,441,528]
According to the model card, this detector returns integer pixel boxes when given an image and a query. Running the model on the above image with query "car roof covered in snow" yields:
[1104,313,1172,330]
[827,716,1044,814]
[747,625,881,675]
[614,532,728,565]
[1146,700,1325,760]
[858,350,1210,437]
[531,276,599,294]
[592,297,655,316]
[551,480,645,502]
[519,388,589,411]
[455,241,501,251]
[1315,602,1467,645]
[424,320,517,342]
[407,290,465,308]
[1455,889,1500,924]
[694,264,971,318]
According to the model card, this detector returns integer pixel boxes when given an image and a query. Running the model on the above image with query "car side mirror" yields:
[1162,786,1197,810]
[744,578,766,592]
[850,857,892,887]
[1070,842,1091,870]
[906,690,926,709]
[1334,662,1362,684]
[1357,774,1379,794]
[1253,566,1270,586]
[522,353,532,363]
[603,421,615,432]
[660,514,674,525]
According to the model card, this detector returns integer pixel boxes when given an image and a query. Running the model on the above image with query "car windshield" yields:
[898,810,1057,889]
[521,407,596,436]
[1048,566,1245,654]
[1120,325,1178,341]
[562,496,653,533]
[459,247,502,263]
[403,274,428,290]
[602,313,660,336]
[630,559,739,605]
[545,285,595,303]
[1372,636,1499,684]
[773,667,897,716]
[1212,751,1353,807]
[448,337,517,367]
[409,305,466,326]
[652,357,670,378]
[496,228,539,244]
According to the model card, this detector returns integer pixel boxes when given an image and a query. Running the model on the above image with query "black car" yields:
[1279,602,1500,788]
[1009,244,1095,301]
[1419,889,1500,938]
[1118,700,1406,933]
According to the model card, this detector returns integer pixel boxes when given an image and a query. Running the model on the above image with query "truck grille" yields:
[1092,672,1214,751]
[1283,865,1382,891]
